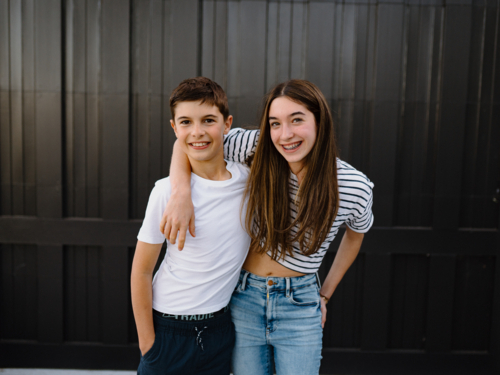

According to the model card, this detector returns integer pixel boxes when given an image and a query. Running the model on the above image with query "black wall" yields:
[0,0,499,373]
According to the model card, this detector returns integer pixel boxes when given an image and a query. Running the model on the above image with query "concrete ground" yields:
[0,371,136,375]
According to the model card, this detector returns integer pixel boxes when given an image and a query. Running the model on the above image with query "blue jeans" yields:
[230,270,323,375]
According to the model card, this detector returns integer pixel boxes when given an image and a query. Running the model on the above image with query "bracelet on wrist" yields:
[320,293,329,304]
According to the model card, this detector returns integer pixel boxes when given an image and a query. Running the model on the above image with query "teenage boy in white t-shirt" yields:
[131,77,251,375]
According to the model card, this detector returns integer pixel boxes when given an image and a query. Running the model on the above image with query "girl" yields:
[162,79,374,375]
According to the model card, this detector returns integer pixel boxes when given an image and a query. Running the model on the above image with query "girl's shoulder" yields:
[336,158,374,192]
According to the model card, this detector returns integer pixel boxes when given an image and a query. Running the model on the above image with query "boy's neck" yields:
[189,152,231,181]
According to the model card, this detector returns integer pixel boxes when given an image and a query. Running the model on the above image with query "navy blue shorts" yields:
[137,308,235,375]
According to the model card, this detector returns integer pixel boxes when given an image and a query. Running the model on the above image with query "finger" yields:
[177,225,188,251]
[189,215,196,237]
[163,221,172,240]
[159,215,168,234]
[169,222,179,245]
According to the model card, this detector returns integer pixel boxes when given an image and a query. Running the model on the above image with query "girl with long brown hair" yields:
[161,79,374,374]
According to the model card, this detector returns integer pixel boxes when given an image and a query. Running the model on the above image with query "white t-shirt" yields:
[137,161,251,315]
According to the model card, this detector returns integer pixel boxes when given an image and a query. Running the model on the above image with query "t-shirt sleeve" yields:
[137,182,169,244]
[345,180,374,233]
[223,128,260,163]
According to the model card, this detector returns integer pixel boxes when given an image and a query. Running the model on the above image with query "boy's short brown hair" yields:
[170,77,229,120]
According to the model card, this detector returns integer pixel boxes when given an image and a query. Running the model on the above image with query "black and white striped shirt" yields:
[224,128,374,274]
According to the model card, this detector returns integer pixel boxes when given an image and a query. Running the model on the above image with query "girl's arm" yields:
[131,240,163,355]
[159,140,195,250]
[160,128,259,248]
[319,226,364,328]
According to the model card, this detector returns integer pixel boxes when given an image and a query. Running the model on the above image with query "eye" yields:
[270,121,280,127]
[180,120,191,125]
[204,118,215,124]
[291,117,303,124]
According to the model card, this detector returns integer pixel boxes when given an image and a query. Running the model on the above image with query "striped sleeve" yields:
[223,128,260,163]
[338,160,374,233]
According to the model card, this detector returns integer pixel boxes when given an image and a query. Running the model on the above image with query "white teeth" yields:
[283,142,301,150]
[192,142,208,147]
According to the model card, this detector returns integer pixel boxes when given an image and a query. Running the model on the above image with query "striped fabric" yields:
[224,128,374,274]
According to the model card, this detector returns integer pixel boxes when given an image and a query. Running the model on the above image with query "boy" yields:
[131,77,251,375]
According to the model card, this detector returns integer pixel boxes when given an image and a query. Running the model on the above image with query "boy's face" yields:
[170,101,232,163]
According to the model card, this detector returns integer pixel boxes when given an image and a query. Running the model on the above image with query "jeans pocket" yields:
[288,284,320,306]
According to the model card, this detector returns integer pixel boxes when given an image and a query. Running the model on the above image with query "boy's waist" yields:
[153,304,229,322]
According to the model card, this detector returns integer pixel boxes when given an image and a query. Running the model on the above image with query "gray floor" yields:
[0,371,136,375]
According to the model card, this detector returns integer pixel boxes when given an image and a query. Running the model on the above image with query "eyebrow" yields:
[269,111,306,120]
[176,114,218,121]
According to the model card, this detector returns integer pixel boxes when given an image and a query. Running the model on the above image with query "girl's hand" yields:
[160,191,196,250]
[320,297,327,328]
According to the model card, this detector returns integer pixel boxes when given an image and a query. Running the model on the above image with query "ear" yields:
[170,119,178,138]
[223,115,233,135]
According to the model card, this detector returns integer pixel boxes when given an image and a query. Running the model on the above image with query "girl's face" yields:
[268,96,317,174]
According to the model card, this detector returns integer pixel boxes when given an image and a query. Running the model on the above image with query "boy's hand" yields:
[140,334,156,356]
[160,191,196,250]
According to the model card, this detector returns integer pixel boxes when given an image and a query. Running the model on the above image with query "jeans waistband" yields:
[238,269,320,296]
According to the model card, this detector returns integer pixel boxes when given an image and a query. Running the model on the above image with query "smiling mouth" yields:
[281,141,302,151]
[189,142,210,149]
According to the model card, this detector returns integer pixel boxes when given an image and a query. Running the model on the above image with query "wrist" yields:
[319,293,330,304]
[170,186,191,196]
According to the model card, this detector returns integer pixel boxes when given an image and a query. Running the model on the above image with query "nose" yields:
[281,123,294,140]
[191,122,205,137]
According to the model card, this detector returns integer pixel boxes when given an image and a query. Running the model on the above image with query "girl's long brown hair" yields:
[245,80,339,259]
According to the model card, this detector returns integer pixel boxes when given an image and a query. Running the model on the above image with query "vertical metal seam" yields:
[32,0,38,216]
[301,1,308,79]
[288,1,294,80]
[264,0,270,92]
[20,0,26,214]
[83,0,88,218]
[349,4,359,161]
[393,4,410,225]
[197,0,203,77]
[61,0,67,218]
[7,0,13,215]
[159,0,164,177]
[471,7,488,193]
[368,3,378,176]
[127,0,134,220]
[97,0,102,218]
[431,5,445,212]
[333,3,340,104]
[485,1,500,193]
[423,6,436,197]
[224,0,228,90]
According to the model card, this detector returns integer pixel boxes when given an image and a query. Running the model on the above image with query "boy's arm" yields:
[160,128,260,248]
[160,128,259,248]
[160,140,195,250]
[131,240,163,355]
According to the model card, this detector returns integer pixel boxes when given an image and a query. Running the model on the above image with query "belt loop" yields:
[241,270,249,291]
[285,277,291,297]
[315,272,322,289]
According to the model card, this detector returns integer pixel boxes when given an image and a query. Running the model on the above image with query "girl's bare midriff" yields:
[242,243,306,277]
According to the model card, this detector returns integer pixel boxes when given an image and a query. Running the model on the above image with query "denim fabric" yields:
[230,270,323,375]
[137,308,234,375]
